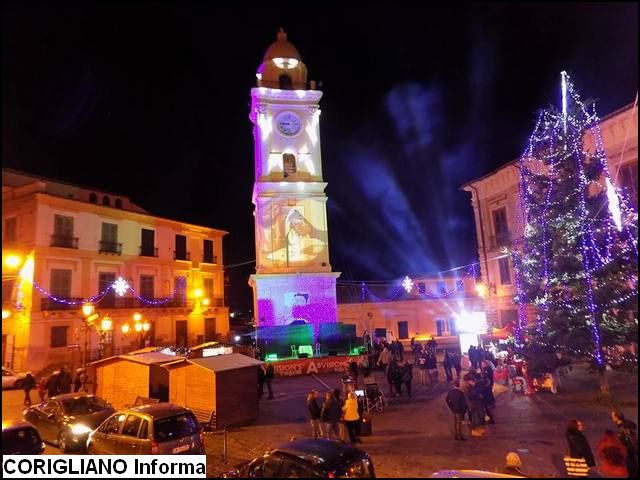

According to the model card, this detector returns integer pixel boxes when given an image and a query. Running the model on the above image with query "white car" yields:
[2,368,26,390]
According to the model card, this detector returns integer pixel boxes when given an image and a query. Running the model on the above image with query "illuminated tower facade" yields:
[248,29,339,334]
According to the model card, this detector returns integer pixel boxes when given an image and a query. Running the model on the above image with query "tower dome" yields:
[257,28,308,90]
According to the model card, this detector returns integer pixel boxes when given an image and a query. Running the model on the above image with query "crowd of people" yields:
[21,367,89,406]
[306,388,364,445]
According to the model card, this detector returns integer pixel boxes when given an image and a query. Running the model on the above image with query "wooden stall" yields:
[90,352,181,409]
[166,353,263,429]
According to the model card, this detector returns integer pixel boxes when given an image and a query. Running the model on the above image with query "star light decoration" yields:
[112,277,130,297]
[402,276,414,293]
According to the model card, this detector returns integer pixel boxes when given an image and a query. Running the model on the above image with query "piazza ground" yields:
[3,363,637,478]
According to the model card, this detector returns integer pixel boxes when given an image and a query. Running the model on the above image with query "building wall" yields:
[463,103,638,328]
[2,171,229,373]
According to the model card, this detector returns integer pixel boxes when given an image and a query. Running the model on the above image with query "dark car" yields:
[23,393,114,452]
[222,439,375,478]
[87,403,205,455]
[2,421,45,455]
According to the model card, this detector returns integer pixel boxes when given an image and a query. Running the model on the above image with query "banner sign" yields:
[272,355,366,377]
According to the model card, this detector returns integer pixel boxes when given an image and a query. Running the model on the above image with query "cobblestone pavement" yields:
[3,364,637,478]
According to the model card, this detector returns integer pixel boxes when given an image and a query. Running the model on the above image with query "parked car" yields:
[2,421,45,454]
[430,470,524,478]
[23,393,114,452]
[2,368,26,389]
[87,403,205,455]
[221,438,375,478]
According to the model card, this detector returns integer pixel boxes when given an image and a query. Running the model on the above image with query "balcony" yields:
[99,240,122,255]
[41,298,84,311]
[202,255,218,264]
[489,232,512,249]
[50,234,79,249]
[139,246,158,257]
[207,296,224,307]
[174,251,191,261]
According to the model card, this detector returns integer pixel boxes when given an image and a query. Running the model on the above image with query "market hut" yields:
[165,353,263,429]
[90,352,183,409]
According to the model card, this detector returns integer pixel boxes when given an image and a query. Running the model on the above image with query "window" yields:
[102,196,110,206]
[50,326,68,348]
[99,272,116,307]
[492,207,510,246]
[89,193,97,204]
[122,415,143,437]
[203,240,214,263]
[278,74,292,90]
[101,223,118,243]
[397,321,409,340]
[2,279,15,303]
[100,414,125,434]
[53,215,74,237]
[203,278,214,299]
[283,153,297,177]
[416,282,426,294]
[4,217,17,242]
[115,198,122,209]
[500,309,518,328]
[139,419,149,439]
[153,412,198,443]
[140,275,154,299]
[140,229,155,256]
[174,276,186,305]
[498,257,511,285]
[175,234,187,260]
[50,269,72,299]
[619,162,638,209]
[436,281,447,295]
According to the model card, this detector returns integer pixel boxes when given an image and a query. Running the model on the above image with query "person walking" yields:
[481,367,496,424]
[257,365,266,399]
[566,419,596,474]
[445,380,467,441]
[597,430,628,478]
[307,390,323,439]
[426,349,438,386]
[22,372,36,406]
[443,350,453,382]
[58,367,72,394]
[392,359,404,397]
[321,391,342,441]
[417,347,428,386]
[74,369,83,393]
[377,345,392,372]
[611,410,638,478]
[46,371,60,398]
[467,375,486,436]
[37,377,47,402]
[402,361,413,397]
[385,361,396,397]
[265,362,275,399]
[342,391,361,444]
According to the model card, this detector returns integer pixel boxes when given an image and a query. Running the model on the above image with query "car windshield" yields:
[153,412,199,443]
[60,396,109,415]
[2,428,41,454]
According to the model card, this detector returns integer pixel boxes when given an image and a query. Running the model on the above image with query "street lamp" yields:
[3,253,23,269]
[98,315,113,359]
[122,312,151,349]
[2,310,10,320]
[81,303,95,371]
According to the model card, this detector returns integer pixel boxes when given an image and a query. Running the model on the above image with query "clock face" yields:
[276,112,302,136]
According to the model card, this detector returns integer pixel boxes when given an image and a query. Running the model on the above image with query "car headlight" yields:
[70,424,92,435]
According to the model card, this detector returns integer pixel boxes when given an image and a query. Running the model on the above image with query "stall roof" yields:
[189,353,263,373]
[90,351,186,367]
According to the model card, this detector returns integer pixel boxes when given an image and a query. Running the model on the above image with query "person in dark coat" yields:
[392,359,404,397]
[58,367,72,394]
[445,380,468,440]
[46,371,60,398]
[265,362,274,399]
[22,372,36,406]
[321,391,342,441]
[402,361,413,397]
[74,369,84,392]
[612,410,638,478]
[307,390,322,439]
[385,361,396,397]
[257,365,266,398]
[443,350,453,382]
[597,430,628,478]
[481,367,496,424]
[451,352,462,379]
[566,419,596,469]
[348,360,359,387]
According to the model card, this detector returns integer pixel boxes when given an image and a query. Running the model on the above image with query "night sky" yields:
[2,3,638,311]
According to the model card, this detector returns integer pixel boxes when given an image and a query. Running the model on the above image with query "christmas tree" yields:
[512,72,638,391]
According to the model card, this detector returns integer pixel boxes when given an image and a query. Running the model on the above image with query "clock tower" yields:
[249,29,339,335]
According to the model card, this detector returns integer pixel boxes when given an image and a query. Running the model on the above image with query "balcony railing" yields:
[41,298,84,311]
[42,297,190,311]
[50,234,79,249]
[139,246,158,257]
[99,240,122,255]
[489,232,512,249]
[174,251,191,261]
[207,296,224,307]
[202,255,218,264]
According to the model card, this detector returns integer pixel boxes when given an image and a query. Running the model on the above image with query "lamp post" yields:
[81,303,95,371]
[121,312,151,350]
